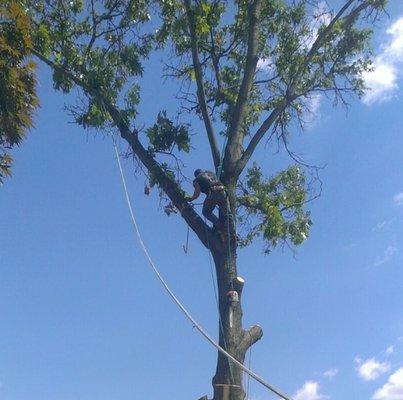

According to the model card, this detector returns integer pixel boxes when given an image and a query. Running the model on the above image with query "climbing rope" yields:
[113,144,293,400]
[246,344,252,399]
[183,226,190,253]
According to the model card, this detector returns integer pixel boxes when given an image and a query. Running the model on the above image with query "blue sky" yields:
[1,3,403,400]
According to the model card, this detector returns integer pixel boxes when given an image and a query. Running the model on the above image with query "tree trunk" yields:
[209,186,263,400]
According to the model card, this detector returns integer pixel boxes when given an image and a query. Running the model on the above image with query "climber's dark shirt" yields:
[193,173,213,195]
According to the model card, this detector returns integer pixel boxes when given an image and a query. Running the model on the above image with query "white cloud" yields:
[301,93,323,125]
[294,381,327,400]
[374,245,398,267]
[363,17,403,104]
[323,368,338,379]
[256,58,273,71]
[393,193,403,206]
[306,93,322,115]
[388,19,403,57]
[363,63,398,104]
[386,346,395,356]
[355,357,391,381]
[373,368,403,400]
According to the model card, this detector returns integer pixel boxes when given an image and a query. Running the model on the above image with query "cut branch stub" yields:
[238,325,263,353]
[233,276,245,296]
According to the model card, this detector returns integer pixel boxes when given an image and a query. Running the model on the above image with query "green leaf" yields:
[146,111,190,153]
[237,164,311,252]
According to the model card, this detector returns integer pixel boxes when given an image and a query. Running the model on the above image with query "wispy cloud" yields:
[385,346,395,356]
[372,220,390,233]
[355,357,391,381]
[294,381,327,400]
[299,93,323,127]
[323,368,338,379]
[305,93,322,115]
[373,368,403,400]
[363,17,403,104]
[374,245,398,267]
[393,193,403,206]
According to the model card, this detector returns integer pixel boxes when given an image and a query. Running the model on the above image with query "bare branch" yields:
[183,0,221,169]
[236,103,287,176]
[209,26,223,95]
[288,0,373,97]
[238,325,263,352]
[223,0,262,177]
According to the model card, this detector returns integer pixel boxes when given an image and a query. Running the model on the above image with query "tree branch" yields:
[117,128,213,249]
[236,103,286,176]
[223,0,262,178]
[238,325,263,352]
[31,48,213,248]
[183,0,221,169]
[209,26,223,96]
[237,0,376,177]
[287,0,372,97]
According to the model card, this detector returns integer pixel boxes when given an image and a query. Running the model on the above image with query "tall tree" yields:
[3,0,387,398]
[0,1,38,183]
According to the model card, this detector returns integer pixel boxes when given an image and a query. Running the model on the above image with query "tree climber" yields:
[187,169,227,229]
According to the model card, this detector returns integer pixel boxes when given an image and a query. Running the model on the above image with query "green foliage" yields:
[146,111,190,153]
[237,164,312,252]
[32,22,50,55]
[0,1,38,184]
[27,0,152,129]
[76,99,111,129]
[158,0,385,135]
[15,0,386,250]
[23,0,385,141]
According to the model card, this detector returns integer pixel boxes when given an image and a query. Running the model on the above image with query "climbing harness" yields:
[113,144,293,400]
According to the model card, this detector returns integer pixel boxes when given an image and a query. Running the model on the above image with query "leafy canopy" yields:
[2,0,387,250]
[0,1,38,183]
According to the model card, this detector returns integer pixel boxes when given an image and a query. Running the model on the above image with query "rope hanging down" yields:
[113,144,292,400]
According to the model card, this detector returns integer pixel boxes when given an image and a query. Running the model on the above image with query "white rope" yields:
[113,144,292,400]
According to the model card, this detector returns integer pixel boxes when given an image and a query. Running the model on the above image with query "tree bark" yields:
[209,188,263,400]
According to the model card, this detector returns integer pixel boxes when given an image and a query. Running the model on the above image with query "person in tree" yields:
[187,169,227,228]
